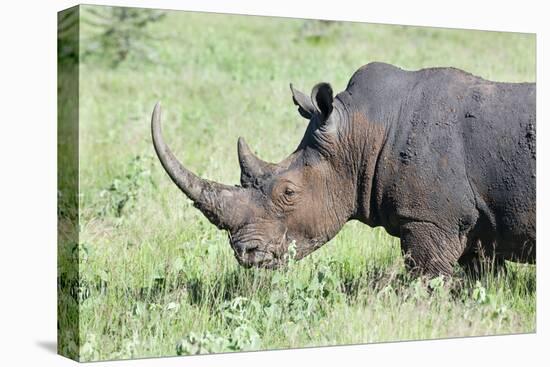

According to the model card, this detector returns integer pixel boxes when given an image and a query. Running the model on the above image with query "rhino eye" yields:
[276,185,299,210]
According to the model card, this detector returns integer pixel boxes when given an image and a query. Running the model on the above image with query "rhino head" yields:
[152,82,363,268]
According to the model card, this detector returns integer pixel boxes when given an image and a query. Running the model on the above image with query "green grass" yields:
[58,6,536,361]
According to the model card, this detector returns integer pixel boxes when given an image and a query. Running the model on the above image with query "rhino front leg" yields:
[400,221,464,278]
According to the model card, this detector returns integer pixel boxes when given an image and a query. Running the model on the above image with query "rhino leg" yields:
[400,222,464,278]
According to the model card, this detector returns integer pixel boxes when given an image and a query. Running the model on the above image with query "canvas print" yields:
[57,5,536,362]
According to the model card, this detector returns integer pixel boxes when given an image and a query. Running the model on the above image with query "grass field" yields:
[58,6,536,361]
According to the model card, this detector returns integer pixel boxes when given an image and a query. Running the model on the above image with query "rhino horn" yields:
[237,137,276,186]
[151,102,245,230]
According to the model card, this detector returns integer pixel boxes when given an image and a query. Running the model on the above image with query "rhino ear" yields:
[290,83,316,119]
[311,82,333,120]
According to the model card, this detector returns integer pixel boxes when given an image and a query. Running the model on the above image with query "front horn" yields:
[151,102,246,230]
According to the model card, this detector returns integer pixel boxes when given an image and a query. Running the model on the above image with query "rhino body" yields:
[152,62,536,277]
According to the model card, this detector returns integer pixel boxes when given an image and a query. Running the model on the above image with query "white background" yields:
[0,0,547,365]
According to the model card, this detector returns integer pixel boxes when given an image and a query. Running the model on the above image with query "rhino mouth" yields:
[229,228,293,269]
[230,240,280,269]
[235,249,279,269]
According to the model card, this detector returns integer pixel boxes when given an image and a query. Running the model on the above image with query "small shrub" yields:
[97,154,154,218]
[266,255,344,325]
[176,325,261,355]
[220,296,263,327]
[81,6,165,67]
[472,281,489,305]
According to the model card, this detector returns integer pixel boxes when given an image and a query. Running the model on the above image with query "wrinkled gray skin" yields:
[152,62,536,277]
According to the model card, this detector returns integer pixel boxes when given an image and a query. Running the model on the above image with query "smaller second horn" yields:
[237,137,275,186]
